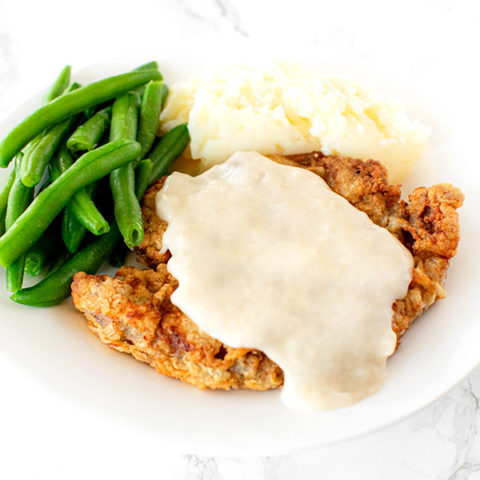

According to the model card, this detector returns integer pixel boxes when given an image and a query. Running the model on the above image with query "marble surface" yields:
[0,0,479,478]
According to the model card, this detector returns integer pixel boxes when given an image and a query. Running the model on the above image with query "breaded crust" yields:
[72,152,464,391]
[73,266,283,390]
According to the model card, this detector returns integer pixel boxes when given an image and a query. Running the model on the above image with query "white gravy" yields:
[156,152,413,410]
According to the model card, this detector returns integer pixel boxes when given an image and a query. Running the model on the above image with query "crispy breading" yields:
[135,176,170,268]
[73,266,283,390]
[72,152,464,390]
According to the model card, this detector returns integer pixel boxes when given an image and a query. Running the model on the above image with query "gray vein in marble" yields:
[426,0,454,13]
[184,455,221,480]
[467,377,480,411]
[179,370,480,480]
[213,0,248,37]
[449,463,480,480]
[176,0,248,37]
[177,0,206,22]
[446,375,480,479]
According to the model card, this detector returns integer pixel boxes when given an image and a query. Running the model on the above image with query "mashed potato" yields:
[160,63,430,183]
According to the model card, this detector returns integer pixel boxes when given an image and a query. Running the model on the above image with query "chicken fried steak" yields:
[72,152,464,391]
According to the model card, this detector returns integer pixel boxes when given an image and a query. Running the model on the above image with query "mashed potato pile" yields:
[160,63,430,183]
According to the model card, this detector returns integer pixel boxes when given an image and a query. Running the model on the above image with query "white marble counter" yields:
[0,0,479,478]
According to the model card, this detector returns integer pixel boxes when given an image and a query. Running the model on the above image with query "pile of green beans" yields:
[0,62,190,306]
[5,154,33,292]
[0,69,162,167]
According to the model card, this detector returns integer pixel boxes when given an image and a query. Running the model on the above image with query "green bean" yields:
[51,146,109,235]
[5,155,34,292]
[59,181,97,254]
[61,205,87,254]
[134,61,160,72]
[46,249,71,276]
[6,256,25,292]
[50,143,81,179]
[0,70,161,168]
[68,186,109,235]
[20,116,77,187]
[108,241,128,268]
[149,123,190,182]
[24,228,58,276]
[132,63,162,97]
[0,139,140,267]
[11,223,121,307]
[160,83,169,108]
[109,92,143,249]
[137,81,164,160]
[0,167,16,236]
[135,159,153,200]
[42,65,71,106]
[67,106,111,154]
[20,82,81,187]
[21,135,42,157]
[110,164,142,249]
[84,101,111,120]
[5,157,31,231]
[110,92,139,142]
[58,181,99,255]
[19,80,77,181]
[109,158,153,268]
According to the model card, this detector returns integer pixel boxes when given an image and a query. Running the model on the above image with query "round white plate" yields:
[0,41,479,456]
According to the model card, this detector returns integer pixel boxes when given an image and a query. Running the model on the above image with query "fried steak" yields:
[72,152,464,391]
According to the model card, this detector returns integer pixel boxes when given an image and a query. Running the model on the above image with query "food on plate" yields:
[72,151,463,409]
[0,61,464,411]
[0,63,189,302]
[160,63,430,183]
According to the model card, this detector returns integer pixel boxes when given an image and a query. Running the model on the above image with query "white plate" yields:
[0,43,479,456]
